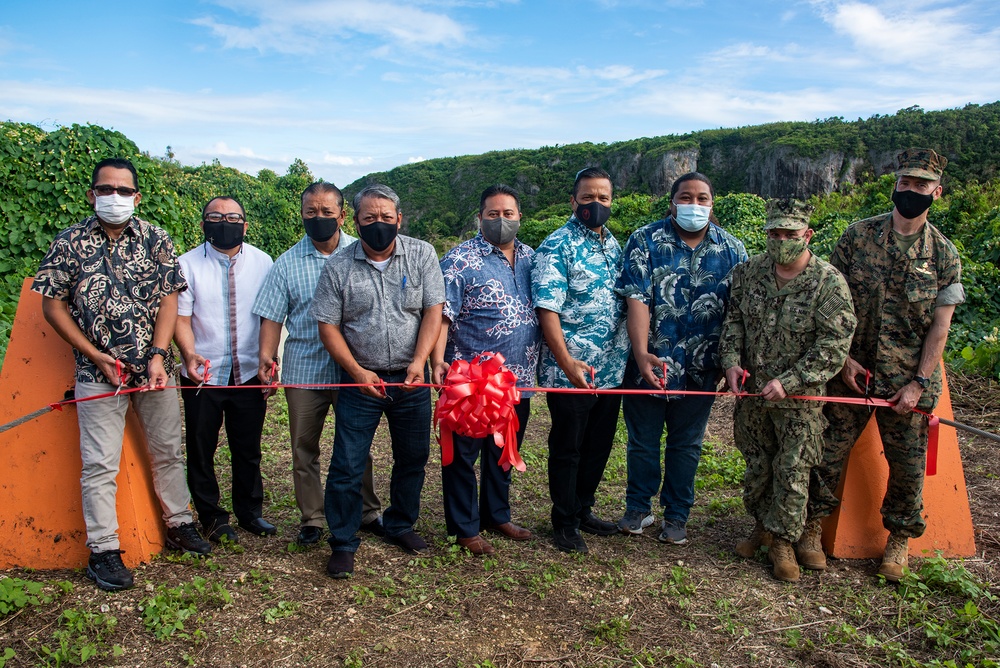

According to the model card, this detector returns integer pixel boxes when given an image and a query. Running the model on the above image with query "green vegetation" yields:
[4,103,1000,377]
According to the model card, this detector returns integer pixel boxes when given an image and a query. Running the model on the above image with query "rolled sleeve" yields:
[936,282,965,306]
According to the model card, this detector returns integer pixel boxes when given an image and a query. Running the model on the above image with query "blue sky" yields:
[2,0,999,186]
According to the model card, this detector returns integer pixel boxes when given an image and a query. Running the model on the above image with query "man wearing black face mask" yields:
[253,181,384,546]
[176,196,275,543]
[311,184,445,578]
[806,148,966,582]
[531,167,629,554]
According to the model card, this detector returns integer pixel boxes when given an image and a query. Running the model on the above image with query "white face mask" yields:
[94,193,135,226]
[673,204,711,233]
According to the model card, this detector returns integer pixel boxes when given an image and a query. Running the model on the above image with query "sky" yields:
[2,0,1000,186]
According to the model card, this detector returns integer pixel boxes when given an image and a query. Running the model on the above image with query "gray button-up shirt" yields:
[311,234,445,371]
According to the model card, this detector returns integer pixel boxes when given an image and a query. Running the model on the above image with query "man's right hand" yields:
[840,356,867,395]
[185,354,209,384]
[354,368,388,399]
[258,357,279,397]
[635,350,666,388]
[725,365,747,394]
[559,357,594,389]
[431,361,450,387]
[94,353,129,387]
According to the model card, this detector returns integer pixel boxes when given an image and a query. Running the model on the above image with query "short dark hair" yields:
[572,167,612,198]
[669,172,715,200]
[301,181,344,209]
[91,158,138,190]
[201,196,246,220]
[479,184,520,214]
[352,184,400,217]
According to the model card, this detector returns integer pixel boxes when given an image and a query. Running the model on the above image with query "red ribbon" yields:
[434,352,525,472]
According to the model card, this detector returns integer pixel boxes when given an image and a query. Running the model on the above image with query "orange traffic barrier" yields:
[821,364,976,559]
[0,279,166,570]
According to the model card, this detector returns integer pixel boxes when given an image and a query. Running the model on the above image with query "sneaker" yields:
[166,522,212,556]
[579,512,619,536]
[86,550,134,591]
[657,519,688,545]
[618,510,655,535]
[327,551,355,579]
[552,528,589,554]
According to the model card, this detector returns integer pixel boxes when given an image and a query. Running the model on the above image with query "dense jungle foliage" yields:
[3,104,1000,378]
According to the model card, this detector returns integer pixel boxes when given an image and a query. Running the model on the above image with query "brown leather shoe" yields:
[483,522,532,541]
[457,535,496,556]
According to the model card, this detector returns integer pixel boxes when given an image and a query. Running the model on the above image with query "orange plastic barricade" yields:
[821,364,976,559]
[0,279,166,569]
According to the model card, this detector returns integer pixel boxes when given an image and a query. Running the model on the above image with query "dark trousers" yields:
[442,400,531,538]
[546,392,622,530]
[180,374,267,529]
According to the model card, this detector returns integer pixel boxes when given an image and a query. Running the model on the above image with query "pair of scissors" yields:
[113,359,128,406]
[196,359,212,395]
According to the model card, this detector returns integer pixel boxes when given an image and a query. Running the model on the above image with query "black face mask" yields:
[358,221,398,252]
[575,201,612,229]
[892,188,935,220]
[303,216,340,242]
[203,221,245,250]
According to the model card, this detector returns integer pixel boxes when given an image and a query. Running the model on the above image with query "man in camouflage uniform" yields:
[720,201,856,582]
[805,148,965,582]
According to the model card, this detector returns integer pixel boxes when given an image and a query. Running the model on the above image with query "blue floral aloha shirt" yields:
[440,233,540,396]
[531,217,629,389]
[616,218,748,395]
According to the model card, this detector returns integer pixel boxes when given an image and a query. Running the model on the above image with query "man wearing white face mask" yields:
[616,172,747,545]
[431,184,540,556]
[33,158,210,592]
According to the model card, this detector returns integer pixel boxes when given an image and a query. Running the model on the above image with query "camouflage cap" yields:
[764,199,812,231]
[895,148,947,180]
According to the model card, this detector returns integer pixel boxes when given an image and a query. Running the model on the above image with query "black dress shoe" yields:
[297,525,323,545]
[359,516,386,537]
[553,528,589,554]
[384,530,429,555]
[238,517,277,536]
[579,512,619,536]
[327,551,354,579]
[207,523,239,544]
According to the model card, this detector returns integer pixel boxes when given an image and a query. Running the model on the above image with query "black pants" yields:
[546,392,621,530]
[180,374,267,529]
[442,400,531,538]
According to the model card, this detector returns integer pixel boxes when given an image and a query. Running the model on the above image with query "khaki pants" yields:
[285,388,381,527]
[76,381,194,553]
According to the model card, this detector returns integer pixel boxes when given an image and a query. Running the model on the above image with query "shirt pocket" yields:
[779,301,814,334]
[403,278,424,312]
[905,265,938,303]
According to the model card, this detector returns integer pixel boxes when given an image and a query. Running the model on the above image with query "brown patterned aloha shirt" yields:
[32,215,187,387]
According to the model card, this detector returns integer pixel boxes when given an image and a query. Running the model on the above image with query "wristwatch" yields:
[148,346,170,361]
[912,375,930,389]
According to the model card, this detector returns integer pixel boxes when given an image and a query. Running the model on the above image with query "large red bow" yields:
[435,352,525,472]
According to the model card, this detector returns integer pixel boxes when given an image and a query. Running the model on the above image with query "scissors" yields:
[114,359,127,406]
[196,359,212,395]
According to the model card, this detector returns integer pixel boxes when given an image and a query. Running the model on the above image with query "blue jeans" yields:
[622,393,715,523]
[324,372,430,553]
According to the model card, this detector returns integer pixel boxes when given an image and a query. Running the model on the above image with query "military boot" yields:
[878,533,909,582]
[795,519,827,571]
[769,538,800,582]
[735,520,772,558]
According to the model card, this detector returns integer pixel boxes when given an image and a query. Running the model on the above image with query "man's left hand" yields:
[146,357,168,391]
[760,379,787,402]
[888,382,922,414]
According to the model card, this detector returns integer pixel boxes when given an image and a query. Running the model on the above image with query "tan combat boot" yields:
[735,520,773,558]
[878,533,909,582]
[769,538,800,582]
[795,519,827,571]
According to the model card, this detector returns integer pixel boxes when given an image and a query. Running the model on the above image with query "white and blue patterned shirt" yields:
[440,233,540,396]
[617,218,748,394]
[531,217,629,389]
[252,233,357,387]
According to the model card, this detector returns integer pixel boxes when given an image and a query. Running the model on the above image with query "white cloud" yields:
[319,153,374,166]
[408,156,426,163]
[193,0,468,55]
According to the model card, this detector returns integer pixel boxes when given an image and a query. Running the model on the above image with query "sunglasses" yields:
[92,185,138,197]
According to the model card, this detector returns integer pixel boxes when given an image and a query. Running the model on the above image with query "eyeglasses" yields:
[203,212,245,223]
[93,185,138,197]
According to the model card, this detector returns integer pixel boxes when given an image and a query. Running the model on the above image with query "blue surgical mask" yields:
[673,204,711,233]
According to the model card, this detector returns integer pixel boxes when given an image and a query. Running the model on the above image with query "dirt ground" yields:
[1,371,998,667]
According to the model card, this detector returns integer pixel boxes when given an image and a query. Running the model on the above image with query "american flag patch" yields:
[818,295,846,320]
